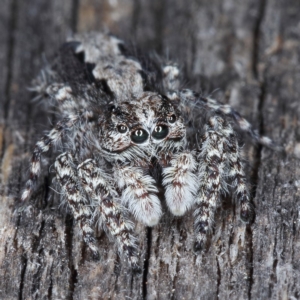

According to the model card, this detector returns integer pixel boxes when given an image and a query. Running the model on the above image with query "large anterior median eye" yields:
[152,125,169,140]
[131,129,149,144]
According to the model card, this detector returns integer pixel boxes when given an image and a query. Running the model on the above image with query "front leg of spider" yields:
[54,152,99,259]
[78,160,141,272]
[193,115,227,251]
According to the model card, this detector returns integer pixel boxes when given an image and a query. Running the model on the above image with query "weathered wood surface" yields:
[0,0,300,299]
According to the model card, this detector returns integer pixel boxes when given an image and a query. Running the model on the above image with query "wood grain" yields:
[0,0,299,299]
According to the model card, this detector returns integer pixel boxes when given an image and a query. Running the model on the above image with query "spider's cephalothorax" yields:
[22,32,281,269]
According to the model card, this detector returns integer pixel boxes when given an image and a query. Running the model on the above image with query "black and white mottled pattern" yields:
[21,32,281,269]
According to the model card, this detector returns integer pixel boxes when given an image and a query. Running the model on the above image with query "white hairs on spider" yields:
[21,32,283,270]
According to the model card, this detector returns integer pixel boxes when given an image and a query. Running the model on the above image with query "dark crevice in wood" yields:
[71,0,79,34]
[48,274,53,300]
[152,0,166,54]
[269,257,278,298]
[1,0,18,168]
[13,214,21,250]
[43,175,50,209]
[65,215,77,300]
[246,225,254,300]
[18,254,27,300]
[142,227,152,300]
[248,1,268,298]
[248,84,265,297]
[131,0,141,37]
[251,83,265,199]
[129,268,134,298]
[247,92,263,299]
[170,222,182,300]
[3,0,18,122]
[189,31,197,82]
[32,220,45,253]
[216,255,221,298]
[252,0,266,79]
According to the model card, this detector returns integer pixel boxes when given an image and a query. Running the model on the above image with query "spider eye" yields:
[131,129,149,144]
[109,104,116,112]
[117,125,128,133]
[152,125,169,140]
[168,114,176,123]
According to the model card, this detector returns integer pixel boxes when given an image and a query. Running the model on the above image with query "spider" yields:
[21,32,281,271]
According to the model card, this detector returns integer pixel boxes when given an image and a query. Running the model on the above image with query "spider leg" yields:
[163,64,180,91]
[46,83,100,115]
[54,152,99,258]
[225,126,253,223]
[204,96,280,149]
[21,114,82,201]
[78,159,140,271]
[178,89,283,151]
[194,115,227,251]
[162,151,198,216]
[46,84,81,113]
[114,165,162,227]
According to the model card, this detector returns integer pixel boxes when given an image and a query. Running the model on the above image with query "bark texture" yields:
[1,0,300,299]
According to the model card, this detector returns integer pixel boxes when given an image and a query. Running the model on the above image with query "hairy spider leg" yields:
[194,115,229,251]
[78,159,141,272]
[54,152,99,258]
[21,114,82,201]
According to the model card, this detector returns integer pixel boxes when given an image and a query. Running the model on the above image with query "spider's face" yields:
[98,92,186,161]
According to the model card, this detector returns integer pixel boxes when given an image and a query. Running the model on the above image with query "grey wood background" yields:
[1,0,300,299]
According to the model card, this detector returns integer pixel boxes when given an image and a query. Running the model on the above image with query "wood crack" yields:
[248,1,268,298]
[71,0,79,34]
[18,254,27,300]
[3,0,18,122]
[65,215,78,300]
[252,0,267,79]
[142,227,152,300]
[216,255,221,298]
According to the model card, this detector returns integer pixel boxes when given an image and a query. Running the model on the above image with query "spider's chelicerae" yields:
[22,32,281,271]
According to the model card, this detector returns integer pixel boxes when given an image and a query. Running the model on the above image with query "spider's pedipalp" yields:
[78,159,140,270]
[114,165,162,227]
[163,151,198,216]
[54,152,99,258]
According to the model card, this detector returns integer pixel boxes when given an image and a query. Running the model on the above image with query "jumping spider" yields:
[22,32,281,271]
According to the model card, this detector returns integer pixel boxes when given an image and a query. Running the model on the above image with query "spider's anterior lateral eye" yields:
[131,129,149,144]
[152,125,169,140]
[168,114,176,123]
[117,125,128,133]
